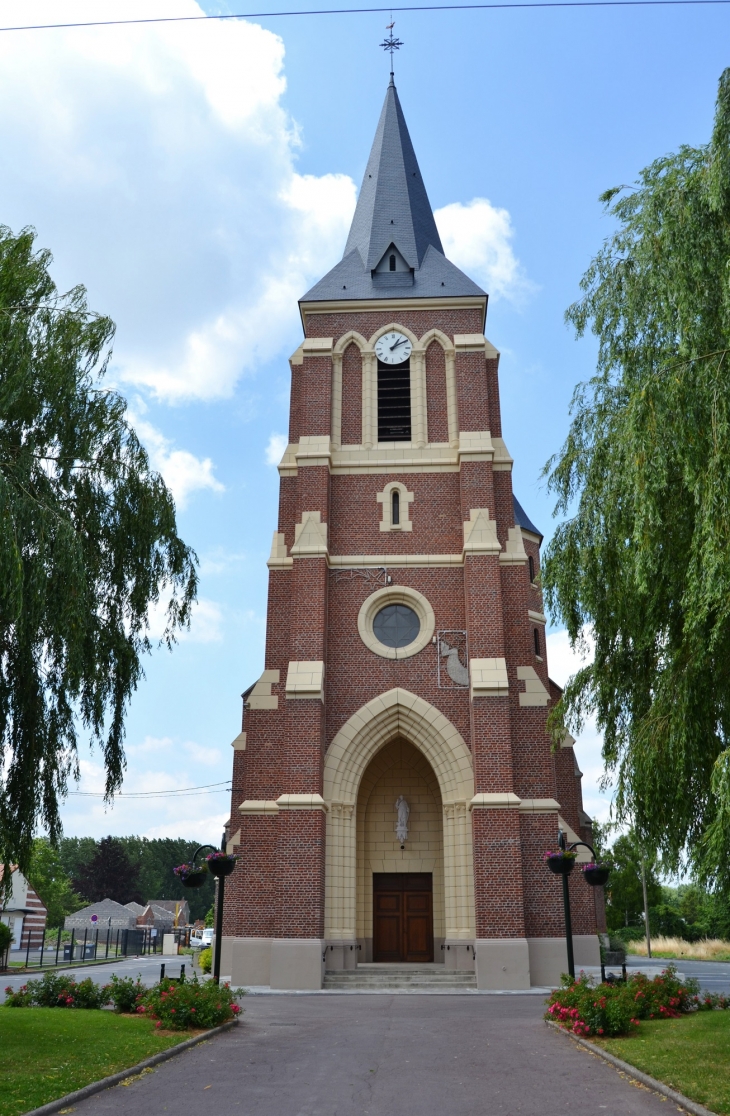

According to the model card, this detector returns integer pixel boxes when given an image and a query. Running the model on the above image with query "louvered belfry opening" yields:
[378,358,411,441]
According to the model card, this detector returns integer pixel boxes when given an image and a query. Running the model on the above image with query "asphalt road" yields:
[626,953,730,996]
[69,995,677,1116]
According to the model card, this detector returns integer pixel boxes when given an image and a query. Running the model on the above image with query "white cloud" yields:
[132,416,224,508]
[126,735,175,757]
[546,627,612,825]
[0,0,356,405]
[265,433,288,466]
[434,198,535,303]
[62,756,229,844]
[147,595,224,643]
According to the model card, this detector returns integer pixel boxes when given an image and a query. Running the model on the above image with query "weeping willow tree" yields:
[0,226,198,884]
[543,69,730,883]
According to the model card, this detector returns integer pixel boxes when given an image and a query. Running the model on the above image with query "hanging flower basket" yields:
[206,852,238,879]
[581,863,610,887]
[543,850,577,875]
[173,863,209,889]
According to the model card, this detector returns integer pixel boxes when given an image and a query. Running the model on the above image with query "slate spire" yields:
[300,80,486,305]
[343,78,444,272]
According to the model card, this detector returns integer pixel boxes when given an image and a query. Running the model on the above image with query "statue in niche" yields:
[395,795,410,844]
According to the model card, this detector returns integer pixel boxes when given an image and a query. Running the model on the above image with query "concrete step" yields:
[324,966,477,991]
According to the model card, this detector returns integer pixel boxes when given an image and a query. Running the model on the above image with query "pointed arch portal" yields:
[324,688,475,944]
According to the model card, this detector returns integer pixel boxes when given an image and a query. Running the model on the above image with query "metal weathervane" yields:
[380,16,403,77]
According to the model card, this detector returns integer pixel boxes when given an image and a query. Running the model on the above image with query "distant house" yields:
[146,899,190,926]
[0,866,48,951]
[64,899,137,932]
[124,902,146,919]
[135,904,175,931]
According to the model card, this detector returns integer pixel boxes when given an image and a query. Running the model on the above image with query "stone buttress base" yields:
[526,935,600,986]
[225,937,325,989]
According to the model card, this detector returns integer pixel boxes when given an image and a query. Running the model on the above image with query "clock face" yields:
[375,331,412,365]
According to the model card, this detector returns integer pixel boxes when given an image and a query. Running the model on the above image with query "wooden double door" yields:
[373,873,433,963]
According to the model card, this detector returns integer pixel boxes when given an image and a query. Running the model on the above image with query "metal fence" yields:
[1,925,192,971]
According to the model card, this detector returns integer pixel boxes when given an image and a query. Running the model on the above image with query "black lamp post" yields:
[178,839,236,985]
[545,829,610,980]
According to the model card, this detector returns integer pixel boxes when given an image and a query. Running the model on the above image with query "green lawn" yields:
[593,1011,730,1115]
[0,1008,189,1116]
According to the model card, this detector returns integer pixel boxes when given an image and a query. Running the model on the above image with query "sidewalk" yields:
[67,994,673,1116]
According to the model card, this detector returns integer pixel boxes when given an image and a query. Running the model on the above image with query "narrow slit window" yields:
[392,489,400,525]
[389,254,396,271]
[533,627,540,656]
[378,359,411,441]
[528,555,535,583]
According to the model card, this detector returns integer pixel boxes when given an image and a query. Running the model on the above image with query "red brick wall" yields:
[425,341,449,443]
[225,298,597,948]
[340,342,362,445]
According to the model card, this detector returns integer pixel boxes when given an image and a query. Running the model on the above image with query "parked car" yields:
[190,928,214,950]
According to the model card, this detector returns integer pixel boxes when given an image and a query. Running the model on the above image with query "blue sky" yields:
[1,0,727,842]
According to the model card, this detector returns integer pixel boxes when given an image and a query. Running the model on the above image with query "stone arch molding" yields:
[324,688,475,941]
[333,324,458,448]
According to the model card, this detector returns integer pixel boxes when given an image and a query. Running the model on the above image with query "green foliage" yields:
[204,904,215,928]
[198,947,212,974]
[138,975,241,1030]
[542,68,730,880]
[0,225,198,885]
[104,974,146,1014]
[651,882,730,940]
[58,836,215,921]
[0,922,12,953]
[25,838,83,928]
[73,836,141,905]
[546,964,702,1036]
[3,971,107,1009]
[602,831,661,933]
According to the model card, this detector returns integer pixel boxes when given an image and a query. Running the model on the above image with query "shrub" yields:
[70,977,108,1009]
[0,922,13,955]
[139,975,242,1030]
[198,948,212,974]
[546,964,702,1037]
[3,971,108,1009]
[4,983,34,1007]
[103,974,146,1013]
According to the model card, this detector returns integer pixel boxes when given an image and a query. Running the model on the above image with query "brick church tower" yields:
[222,77,600,990]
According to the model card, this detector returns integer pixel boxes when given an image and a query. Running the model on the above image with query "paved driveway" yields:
[72,994,672,1116]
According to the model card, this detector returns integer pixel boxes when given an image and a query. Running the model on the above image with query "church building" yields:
[222,77,601,990]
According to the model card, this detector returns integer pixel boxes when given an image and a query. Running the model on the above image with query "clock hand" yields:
[389,338,406,350]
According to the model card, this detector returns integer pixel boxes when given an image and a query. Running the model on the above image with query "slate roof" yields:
[300,79,486,306]
[64,898,137,929]
[513,495,543,541]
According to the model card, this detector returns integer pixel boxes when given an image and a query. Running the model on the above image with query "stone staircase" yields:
[323,963,477,992]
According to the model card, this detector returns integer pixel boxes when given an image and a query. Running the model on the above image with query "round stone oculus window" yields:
[357,585,435,660]
[373,603,420,648]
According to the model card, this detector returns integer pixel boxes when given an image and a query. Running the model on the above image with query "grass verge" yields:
[593,1010,730,1115]
[629,936,730,962]
[0,1008,190,1116]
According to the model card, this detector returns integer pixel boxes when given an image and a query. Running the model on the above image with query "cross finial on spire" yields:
[380,15,403,79]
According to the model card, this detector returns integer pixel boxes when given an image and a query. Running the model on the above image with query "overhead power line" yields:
[67,780,232,799]
[1,0,730,34]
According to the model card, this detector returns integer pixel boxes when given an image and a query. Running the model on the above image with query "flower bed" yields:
[138,976,241,1030]
[544,964,727,1037]
[4,971,243,1029]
